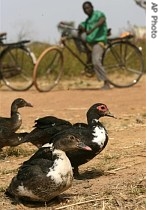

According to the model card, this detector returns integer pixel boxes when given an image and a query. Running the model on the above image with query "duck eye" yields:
[98,105,107,111]
[69,135,75,141]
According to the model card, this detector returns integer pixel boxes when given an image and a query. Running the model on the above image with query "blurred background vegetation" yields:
[29,37,146,79]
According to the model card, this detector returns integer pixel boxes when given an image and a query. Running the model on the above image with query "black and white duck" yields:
[57,103,116,177]
[5,133,91,204]
[25,103,115,177]
[0,126,29,150]
[0,98,33,132]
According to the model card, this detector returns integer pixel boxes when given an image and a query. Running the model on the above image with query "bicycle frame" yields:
[61,35,135,71]
[60,38,90,70]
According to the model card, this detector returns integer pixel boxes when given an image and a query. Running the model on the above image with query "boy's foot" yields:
[100,81,111,90]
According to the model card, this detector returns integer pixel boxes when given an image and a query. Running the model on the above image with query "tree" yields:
[134,0,146,9]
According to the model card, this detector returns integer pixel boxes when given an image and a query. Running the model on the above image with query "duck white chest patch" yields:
[17,113,21,121]
[92,126,107,148]
[46,150,73,186]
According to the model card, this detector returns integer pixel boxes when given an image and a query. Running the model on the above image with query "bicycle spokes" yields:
[103,41,144,88]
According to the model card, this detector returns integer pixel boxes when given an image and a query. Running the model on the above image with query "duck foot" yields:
[73,167,82,180]
[73,167,89,180]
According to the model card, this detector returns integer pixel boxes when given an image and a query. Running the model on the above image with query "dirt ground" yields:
[0,76,146,210]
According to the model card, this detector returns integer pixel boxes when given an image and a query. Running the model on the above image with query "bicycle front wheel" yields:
[103,41,144,88]
[33,46,64,92]
[0,45,35,91]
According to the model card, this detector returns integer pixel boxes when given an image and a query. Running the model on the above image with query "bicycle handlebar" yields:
[58,21,134,41]
[0,32,7,42]
[58,22,78,31]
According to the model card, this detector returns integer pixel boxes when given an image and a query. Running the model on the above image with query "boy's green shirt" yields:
[80,10,108,44]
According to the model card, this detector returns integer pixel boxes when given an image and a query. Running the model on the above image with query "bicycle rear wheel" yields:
[33,46,64,92]
[103,40,144,88]
[0,45,35,91]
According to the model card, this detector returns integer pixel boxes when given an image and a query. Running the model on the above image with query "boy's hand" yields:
[86,28,94,35]
[78,25,86,33]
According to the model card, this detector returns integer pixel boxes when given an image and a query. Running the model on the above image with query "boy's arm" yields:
[87,16,105,35]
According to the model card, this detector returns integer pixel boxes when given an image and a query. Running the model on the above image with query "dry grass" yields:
[0,76,146,209]
[0,131,146,210]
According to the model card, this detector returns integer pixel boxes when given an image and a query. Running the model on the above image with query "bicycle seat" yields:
[120,31,134,39]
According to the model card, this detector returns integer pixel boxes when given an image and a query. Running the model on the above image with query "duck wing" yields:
[6,147,54,201]
[24,116,72,148]
[0,118,12,128]
[7,146,55,186]
[34,116,72,129]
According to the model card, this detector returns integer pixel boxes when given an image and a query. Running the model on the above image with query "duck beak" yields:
[78,142,92,151]
[26,102,33,107]
[105,110,117,119]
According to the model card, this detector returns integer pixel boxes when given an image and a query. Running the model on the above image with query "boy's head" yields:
[82,1,94,16]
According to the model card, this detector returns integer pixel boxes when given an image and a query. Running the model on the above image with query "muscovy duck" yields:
[24,116,72,148]
[0,126,29,150]
[5,133,91,204]
[0,98,33,132]
[25,103,115,177]
[55,103,116,177]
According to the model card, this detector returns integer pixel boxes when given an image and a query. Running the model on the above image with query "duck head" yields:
[86,103,116,123]
[11,98,33,109]
[51,134,92,152]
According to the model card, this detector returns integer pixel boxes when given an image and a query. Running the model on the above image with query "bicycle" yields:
[33,22,144,92]
[0,32,36,91]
